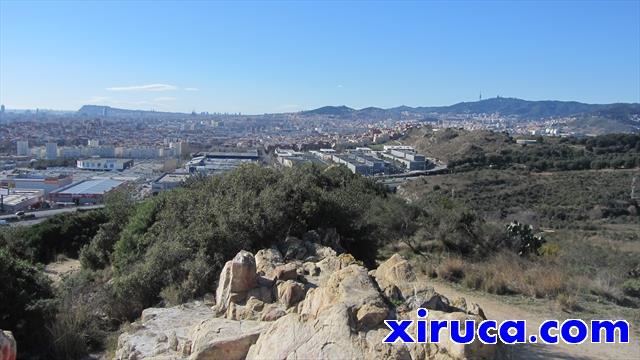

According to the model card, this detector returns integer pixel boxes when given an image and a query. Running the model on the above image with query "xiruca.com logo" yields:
[383,309,630,345]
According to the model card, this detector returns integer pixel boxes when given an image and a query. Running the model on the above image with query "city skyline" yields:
[1,1,639,114]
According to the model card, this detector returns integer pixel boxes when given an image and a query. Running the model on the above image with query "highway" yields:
[0,205,105,227]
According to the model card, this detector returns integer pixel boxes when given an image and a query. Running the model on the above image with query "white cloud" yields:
[184,87,199,92]
[337,84,344,88]
[106,83,178,92]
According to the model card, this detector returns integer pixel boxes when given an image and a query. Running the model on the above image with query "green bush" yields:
[0,247,56,356]
[1,210,108,264]
[622,279,640,298]
[85,164,397,320]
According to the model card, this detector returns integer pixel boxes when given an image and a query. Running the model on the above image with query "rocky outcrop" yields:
[115,302,214,359]
[215,251,258,314]
[115,231,497,360]
[189,319,266,360]
[0,331,16,360]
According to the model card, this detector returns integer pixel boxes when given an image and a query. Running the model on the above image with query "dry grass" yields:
[435,252,570,299]
[436,257,466,282]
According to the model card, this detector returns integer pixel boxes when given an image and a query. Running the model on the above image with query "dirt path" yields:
[430,281,640,359]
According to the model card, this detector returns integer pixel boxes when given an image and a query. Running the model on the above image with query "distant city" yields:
[0,97,638,216]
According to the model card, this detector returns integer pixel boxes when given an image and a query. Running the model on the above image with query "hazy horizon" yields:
[1,1,639,114]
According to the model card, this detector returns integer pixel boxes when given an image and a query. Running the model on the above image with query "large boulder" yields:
[189,318,267,360]
[300,264,388,330]
[276,280,306,308]
[247,305,370,360]
[254,248,283,277]
[215,250,257,313]
[115,302,214,360]
[0,331,16,360]
[374,253,417,295]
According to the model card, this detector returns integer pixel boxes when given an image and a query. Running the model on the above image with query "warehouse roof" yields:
[53,179,124,195]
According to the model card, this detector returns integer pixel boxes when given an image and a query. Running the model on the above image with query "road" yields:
[0,205,105,227]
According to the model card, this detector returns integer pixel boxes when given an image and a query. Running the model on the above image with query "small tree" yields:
[506,221,545,257]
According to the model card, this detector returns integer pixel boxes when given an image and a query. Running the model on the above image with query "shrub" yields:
[436,257,466,282]
[80,164,397,321]
[556,293,582,312]
[506,221,545,256]
[525,266,566,298]
[589,272,624,303]
[0,248,55,356]
[622,279,640,298]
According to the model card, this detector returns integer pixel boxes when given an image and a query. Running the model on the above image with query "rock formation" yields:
[115,231,496,359]
[0,330,16,360]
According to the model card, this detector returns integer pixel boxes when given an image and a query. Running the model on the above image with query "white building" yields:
[45,142,58,160]
[76,158,133,171]
[16,140,29,156]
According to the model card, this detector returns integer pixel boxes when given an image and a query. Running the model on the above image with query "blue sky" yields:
[1,1,639,114]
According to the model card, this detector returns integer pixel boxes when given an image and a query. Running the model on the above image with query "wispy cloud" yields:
[184,87,199,92]
[337,84,344,88]
[106,83,178,92]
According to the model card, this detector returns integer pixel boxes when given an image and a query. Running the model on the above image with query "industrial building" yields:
[49,178,126,205]
[45,142,58,160]
[76,158,134,171]
[186,150,260,175]
[380,148,428,171]
[151,172,192,194]
[0,173,73,195]
[0,189,44,213]
[16,140,29,156]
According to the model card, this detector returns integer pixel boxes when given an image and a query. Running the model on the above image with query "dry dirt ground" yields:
[431,281,640,359]
[44,257,81,284]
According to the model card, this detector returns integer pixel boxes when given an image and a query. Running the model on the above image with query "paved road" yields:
[0,205,105,227]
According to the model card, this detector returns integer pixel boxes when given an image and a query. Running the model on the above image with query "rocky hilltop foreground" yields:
[0,330,16,360]
[115,234,496,359]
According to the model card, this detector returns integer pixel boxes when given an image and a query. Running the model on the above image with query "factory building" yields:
[151,172,192,194]
[76,158,133,171]
[16,140,29,156]
[186,150,260,175]
[0,189,44,213]
[49,178,126,205]
[380,148,428,171]
[0,173,73,195]
[45,142,58,160]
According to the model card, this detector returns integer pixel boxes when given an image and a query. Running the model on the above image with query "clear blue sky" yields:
[1,1,639,114]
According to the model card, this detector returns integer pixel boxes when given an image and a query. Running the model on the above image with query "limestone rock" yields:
[247,285,273,304]
[276,280,306,308]
[0,330,16,360]
[255,248,283,276]
[215,250,257,313]
[273,262,299,281]
[260,304,287,321]
[300,264,388,330]
[189,318,266,360]
[375,253,418,296]
[115,302,213,360]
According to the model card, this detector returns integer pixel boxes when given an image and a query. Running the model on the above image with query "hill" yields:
[300,105,355,117]
[401,127,516,163]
